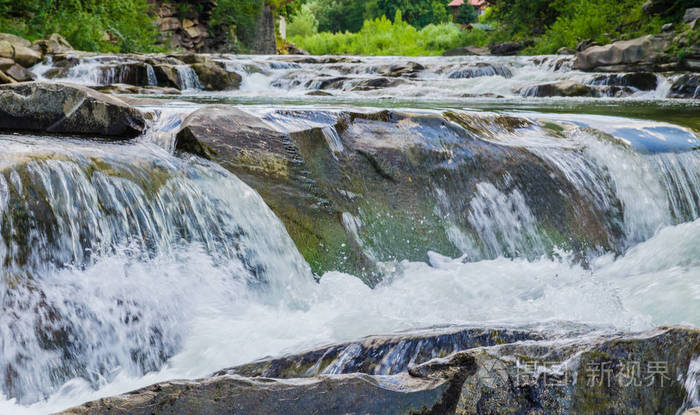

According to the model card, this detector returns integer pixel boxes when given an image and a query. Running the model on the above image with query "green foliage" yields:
[306,0,368,33]
[288,4,319,38]
[303,0,450,33]
[455,5,478,25]
[0,0,161,52]
[291,12,471,56]
[375,0,450,28]
[529,0,664,53]
[210,0,264,49]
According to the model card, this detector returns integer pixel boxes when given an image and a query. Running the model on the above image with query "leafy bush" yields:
[530,0,664,53]
[0,0,161,52]
[287,4,319,38]
[291,11,479,56]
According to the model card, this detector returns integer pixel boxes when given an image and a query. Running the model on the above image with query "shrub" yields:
[287,4,319,38]
[0,0,161,53]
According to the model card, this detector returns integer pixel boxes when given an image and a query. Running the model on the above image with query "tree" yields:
[455,4,477,24]
[375,0,449,28]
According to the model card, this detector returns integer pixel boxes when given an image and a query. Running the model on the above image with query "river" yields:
[0,53,698,413]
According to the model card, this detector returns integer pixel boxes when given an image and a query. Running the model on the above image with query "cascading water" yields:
[30,53,698,100]
[4,54,700,413]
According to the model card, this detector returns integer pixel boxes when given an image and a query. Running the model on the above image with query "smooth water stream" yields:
[1,55,698,413]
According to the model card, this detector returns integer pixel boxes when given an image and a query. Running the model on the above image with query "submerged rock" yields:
[0,82,146,137]
[588,72,658,90]
[92,83,181,95]
[59,326,700,415]
[352,77,406,90]
[448,63,512,79]
[669,74,700,99]
[376,61,425,77]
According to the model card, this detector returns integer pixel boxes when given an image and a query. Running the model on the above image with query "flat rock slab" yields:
[57,326,700,415]
[0,82,146,138]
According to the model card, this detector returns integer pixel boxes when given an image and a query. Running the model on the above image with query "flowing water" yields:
[0,54,698,413]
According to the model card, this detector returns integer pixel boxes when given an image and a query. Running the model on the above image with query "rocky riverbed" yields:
[0,27,699,415]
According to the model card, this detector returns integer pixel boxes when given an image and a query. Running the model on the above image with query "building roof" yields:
[448,0,464,7]
[468,0,487,6]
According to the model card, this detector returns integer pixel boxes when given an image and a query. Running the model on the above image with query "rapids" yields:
[1,54,699,413]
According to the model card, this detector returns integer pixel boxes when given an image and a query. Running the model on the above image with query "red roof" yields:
[468,0,486,5]
[448,0,464,6]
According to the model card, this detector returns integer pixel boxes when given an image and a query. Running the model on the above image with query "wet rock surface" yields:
[175,107,633,282]
[670,74,700,98]
[522,80,598,97]
[58,326,700,415]
[0,82,146,137]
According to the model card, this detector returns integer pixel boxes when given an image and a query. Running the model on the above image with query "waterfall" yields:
[7,54,700,413]
[31,54,695,99]
[0,133,313,404]
[175,65,202,90]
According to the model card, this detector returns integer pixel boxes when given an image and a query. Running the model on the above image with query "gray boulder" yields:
[442,46,491,56]
[12,44,42,67]
[488,40,534,56]
[58,326,700,415]
[0,33,31,48]
[32,33,74,55]
[557,46,577,55]
[0,82,146,138]
[191,61,241,90]
[175,107,630,284]
[522,80,598,97]
[574,35,669,72]
[5,64,35,82]
[684,8,700,23]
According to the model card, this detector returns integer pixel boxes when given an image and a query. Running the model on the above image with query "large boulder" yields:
[191,61,241,90]
[0,82,146,138]
[32,33,74,55]
[0,33,31,48]
[175,107,627,283]
[0,41,14,59]
[574,35,669,72]
[58,326,700,415]
[175,106,377,281]
[442,46,491,56]
[11,44,42,67]
[488,40,534,56]
[60,358,475,415]
[522,80,598,97]
[0,57,14,71]
[4,64,35,82]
